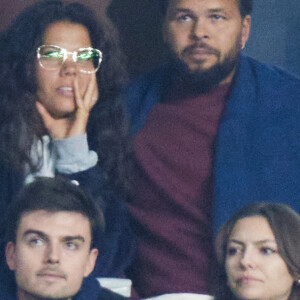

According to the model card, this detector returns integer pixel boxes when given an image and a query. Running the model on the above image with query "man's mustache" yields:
[36,267,67,279]
[183,42,220,57]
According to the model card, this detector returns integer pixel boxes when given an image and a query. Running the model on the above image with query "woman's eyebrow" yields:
[228,239,244,245]
[228,238,277,245]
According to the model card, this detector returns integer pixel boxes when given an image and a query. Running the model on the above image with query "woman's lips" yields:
[56,86,74,97]
[237,276,263,285]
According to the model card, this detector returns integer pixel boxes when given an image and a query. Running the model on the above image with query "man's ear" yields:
[5,242,17,271]
[84,248,98,277]
[162,19,168,44]
[241,15,251,49]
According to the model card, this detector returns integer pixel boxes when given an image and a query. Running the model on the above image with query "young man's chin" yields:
[19,288,74,300]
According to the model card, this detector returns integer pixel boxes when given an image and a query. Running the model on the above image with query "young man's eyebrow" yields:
[22,231,85,243]
[63,236,85,243]
[23,230,47,237]
[23,230,49,241]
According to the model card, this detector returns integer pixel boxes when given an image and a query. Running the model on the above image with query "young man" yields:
[124,0,300,298]
[4,177,128,300]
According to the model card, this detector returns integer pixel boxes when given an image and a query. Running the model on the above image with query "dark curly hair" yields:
[160,0,253,18]
[0,0,133,194]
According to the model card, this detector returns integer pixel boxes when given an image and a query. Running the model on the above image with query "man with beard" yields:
[124,0,300,298]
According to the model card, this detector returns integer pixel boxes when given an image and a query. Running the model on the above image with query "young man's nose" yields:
[44,243,61,264]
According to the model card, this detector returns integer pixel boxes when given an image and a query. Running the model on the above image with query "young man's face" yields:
[6,210,98,300]
[163,0,251,84]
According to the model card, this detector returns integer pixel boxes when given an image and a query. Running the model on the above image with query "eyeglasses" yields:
[37,45,103,74]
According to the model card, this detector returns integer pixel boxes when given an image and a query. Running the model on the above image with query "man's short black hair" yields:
[6,177,105,249]
[160,0,253,18]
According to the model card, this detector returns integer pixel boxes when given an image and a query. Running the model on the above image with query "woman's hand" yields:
[36,74,98,140]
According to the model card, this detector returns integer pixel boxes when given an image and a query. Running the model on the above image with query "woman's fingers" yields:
[89,74,99,107]
[35,101,53,129]
[74,76,83,108]
[74,74,98,111]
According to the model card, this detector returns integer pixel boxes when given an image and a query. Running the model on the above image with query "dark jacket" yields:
[125,55,300,233]
[0,275,130,300]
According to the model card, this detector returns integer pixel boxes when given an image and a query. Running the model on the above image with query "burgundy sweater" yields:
[128,83,230,298]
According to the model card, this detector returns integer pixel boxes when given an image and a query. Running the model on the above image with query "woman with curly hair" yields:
[0,0,135,298]
[215,202,300,300]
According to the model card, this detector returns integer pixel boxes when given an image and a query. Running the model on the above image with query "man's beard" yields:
[168,40,241,96]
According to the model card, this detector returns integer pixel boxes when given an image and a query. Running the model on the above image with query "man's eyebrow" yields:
[207,8,226,13]
[63,236,85,243]
[174,8,192,12]
[22,231,85,243]
[171,8,194,15]
[207,8,234,17]
[170,7,228,16]
[23,230,48,240]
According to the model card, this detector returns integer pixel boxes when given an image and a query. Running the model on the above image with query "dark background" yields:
[1,0,299,79]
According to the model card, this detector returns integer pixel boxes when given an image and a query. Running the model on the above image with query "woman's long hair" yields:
[214,202,300,300]
[0,0,132,194]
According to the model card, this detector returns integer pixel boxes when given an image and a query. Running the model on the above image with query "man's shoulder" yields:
[239,55,300,88]
[232,55,300,107]
[125,64,171,98]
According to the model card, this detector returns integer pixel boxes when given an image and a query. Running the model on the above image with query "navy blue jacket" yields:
[0,275,129,300]
[125,55,300,234]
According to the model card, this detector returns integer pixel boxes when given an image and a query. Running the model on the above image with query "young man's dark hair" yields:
[5,176,105,249]
[160,0,253,17]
